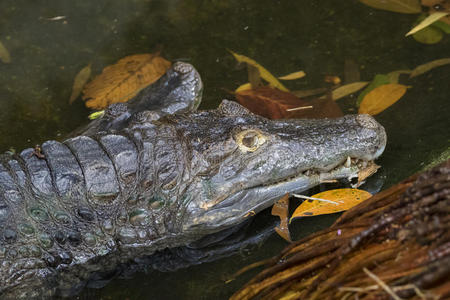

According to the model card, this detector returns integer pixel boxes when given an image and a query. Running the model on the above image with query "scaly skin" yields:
[0,63,386,298]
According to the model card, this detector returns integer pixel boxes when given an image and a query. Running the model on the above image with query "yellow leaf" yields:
[228,50,289,92]
[410,58,450,78]
[235,83,252,92]
[278,70,306,80]
[69,64,92,104]
[331,81,369,101]
[290,189,372,222]
[406,12,449,36]
[358,0,421,14]
[0,40,11,63]
[82,53,171,109]
[358,83,407,115]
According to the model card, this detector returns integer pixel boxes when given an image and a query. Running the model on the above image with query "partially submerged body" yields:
[0,63,386,298]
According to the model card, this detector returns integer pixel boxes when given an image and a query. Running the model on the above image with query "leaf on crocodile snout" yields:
[0,40,11,63]
[228,50,289,92]
[359,83,408,115]
[69,64,92,104]
[358,0,421,14]
[235,86,343,119]
[271,194,291,242]
[82,53,171,109]
[290,189,372,222]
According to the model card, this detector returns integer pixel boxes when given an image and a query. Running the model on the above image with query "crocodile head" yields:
[179,100,386,235]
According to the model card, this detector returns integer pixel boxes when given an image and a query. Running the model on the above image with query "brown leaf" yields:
[69,64,91,104]
[271,194,291,242]
[290,189,372,221]
[344,59,360,83]
[235,86,343,119]
[359,83,408,115]
[82,53,171,109]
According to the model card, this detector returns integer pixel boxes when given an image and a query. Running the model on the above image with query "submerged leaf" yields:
[278,70,306,80]
[228,50,289,91]
[82,53,171,109]
[69,64,92,104]
[0,40,11,63]
[410,58,450,78]
[331,81,369,101]
[387,69,412,83]
[290,189,372,221]
[271,194,291,242]
[406,12,449,36]
[359,83,408,115]
[358,0,421,14]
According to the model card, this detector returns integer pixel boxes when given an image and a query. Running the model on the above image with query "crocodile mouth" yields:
[208,156,378,212]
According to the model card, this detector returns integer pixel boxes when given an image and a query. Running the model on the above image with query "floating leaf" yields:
[69,64,92,104]
[0,40,11,63]
[82,53,171,109]
[278,70,306,80]
[358,0,421,14]
[331,81,369,101]
[359,83,408,115]
[387,69,412,83]
[357,74,391,105]
[290,189,372,221]
[412,24,444,44]
[410,58,450,78]
[228,50,289,91]
[235,86,343,119]
[406,12,449,36]
[271,194,291,242]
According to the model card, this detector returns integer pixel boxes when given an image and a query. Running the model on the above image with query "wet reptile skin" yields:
[0,63,386,298]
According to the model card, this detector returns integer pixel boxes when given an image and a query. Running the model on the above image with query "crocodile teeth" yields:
[344,156,351,168]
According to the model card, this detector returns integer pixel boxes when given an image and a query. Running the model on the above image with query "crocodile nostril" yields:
[356,114,379,129]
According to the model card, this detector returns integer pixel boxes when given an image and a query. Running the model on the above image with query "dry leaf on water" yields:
[271,194,291,242]
[235,86,343,119]
[406,11,449,36]
[359,83,408,115]
[330,81,369,101]
[290,188,372,222]
[82,53,171,109]
[278,70,306,80]
[409,58,450,78]
[0,40,11,63]
[228,50,289,92]
[69,64,92,104]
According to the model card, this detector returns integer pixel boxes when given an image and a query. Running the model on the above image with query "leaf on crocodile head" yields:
[82,53,171,109]
[235,86,343,119]
[290,188,372,222]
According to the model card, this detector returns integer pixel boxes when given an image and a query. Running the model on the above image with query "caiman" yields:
[0,62,387,298]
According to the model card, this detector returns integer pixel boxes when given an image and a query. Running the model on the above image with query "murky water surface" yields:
[0,1,449,299]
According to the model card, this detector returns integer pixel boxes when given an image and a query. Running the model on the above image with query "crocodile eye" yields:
[235,129,266,152]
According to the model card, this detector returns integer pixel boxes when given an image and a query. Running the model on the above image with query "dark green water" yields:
[0,1,449,299]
